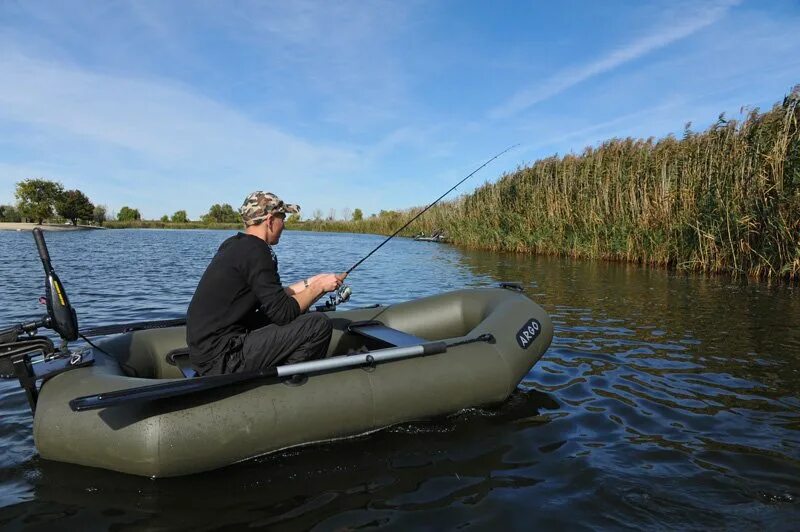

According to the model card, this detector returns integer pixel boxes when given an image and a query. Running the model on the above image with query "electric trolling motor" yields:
[0,228,93,412]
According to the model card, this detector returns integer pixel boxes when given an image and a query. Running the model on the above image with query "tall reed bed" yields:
[310,88,800,281]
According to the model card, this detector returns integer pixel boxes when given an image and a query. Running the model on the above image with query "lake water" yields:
[1,229,798,529]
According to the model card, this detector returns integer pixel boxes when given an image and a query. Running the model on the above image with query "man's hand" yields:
[291,272,347,312]
[311,272,347,293]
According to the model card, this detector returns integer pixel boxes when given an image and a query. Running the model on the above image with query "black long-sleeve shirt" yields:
[187,233,301,365]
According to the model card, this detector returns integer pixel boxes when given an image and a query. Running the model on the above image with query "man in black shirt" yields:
[187,191,346,375]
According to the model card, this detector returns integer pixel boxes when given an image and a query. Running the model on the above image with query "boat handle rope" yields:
[446,333,495,348]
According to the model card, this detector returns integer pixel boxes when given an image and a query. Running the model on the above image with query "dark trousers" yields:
[198,313,333,376]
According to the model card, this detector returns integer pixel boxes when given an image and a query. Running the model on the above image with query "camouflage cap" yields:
[240,191,300,226]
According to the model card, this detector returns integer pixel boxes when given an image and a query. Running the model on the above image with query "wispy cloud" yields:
[0,51,368,216]
[207,0,417,129]
[0,53,359,168]
[489,0,742,119]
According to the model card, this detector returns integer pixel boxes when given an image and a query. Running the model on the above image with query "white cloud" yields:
[0,52,370,215]
[0,53,357,169]
[490,0,743,119]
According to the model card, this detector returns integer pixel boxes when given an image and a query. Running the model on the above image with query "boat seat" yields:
[347,320,427,348]
[165,348,196,378]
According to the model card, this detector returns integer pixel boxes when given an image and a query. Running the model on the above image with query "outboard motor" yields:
[33,228,79,342]
[0,229,91,412]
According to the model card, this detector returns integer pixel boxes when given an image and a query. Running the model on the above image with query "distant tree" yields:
[287,213,301,224]
[202,203,239,223]
[117,206,141,221]
[341,207,352,221]
[312,208,323,221]
[0,205,22,222]
[56,189,94,226]
[15,178,64,224]
[93,204,107,226]
[171,210,189,223]
[352,208,363,222]
[327,208,336,221]
[160,215,169,223]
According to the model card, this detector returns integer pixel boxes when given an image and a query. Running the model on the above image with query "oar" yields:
[69,341,448,412]
[80,318,187,337]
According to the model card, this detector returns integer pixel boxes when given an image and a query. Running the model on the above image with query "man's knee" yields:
[305,312,332,340]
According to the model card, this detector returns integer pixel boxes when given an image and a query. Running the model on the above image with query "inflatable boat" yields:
[2,230,552,478]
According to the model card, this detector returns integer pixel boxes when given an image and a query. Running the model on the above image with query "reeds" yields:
[306,87,800,281]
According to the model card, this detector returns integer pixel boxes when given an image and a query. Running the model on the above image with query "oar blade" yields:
[80,318,187,338]
[69,368,276,411]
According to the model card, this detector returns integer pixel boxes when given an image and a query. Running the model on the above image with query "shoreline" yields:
[0,222,105,232]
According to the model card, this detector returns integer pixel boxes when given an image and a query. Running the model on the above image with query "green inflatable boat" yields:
[1,230,553,478]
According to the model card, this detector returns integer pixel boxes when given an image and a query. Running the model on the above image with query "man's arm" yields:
[284,279,305,296]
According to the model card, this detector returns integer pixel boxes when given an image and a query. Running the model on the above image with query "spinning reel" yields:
[316,284,352,312]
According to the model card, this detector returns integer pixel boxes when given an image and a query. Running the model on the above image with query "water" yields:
[1,229,798,529]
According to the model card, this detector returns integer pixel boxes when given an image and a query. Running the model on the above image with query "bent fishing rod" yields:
[316,144,518,309]
[345,144,518,276]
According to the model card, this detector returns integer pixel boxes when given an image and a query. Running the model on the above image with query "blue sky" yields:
[1,0,798,220]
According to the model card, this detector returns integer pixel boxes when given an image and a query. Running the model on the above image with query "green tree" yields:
[352,208,363,221]
[171,210,188,223]
[56,189,94,226]
[287,213,301,224]
[15,178,64,224]
[93,205,107,226]
[0,205,22,222]
[160,215,169,222]
[117,206,141,221]
[202,203,239,223]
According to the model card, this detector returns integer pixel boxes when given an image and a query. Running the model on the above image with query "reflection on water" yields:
[0,230,798,529]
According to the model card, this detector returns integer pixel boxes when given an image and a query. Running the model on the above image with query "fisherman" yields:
[187,191,346,376]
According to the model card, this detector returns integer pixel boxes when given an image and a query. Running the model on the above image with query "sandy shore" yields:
[0,222,104,232]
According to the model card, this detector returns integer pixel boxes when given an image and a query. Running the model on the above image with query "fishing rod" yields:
[347,144,518,275]
[322,144,518,309]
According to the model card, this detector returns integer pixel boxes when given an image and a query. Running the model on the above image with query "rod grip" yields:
[422,341,447,356]
[32,228,52,269]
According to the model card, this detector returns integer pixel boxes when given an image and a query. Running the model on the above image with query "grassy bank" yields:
[103,220,241,230]
[304,88,800,281]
